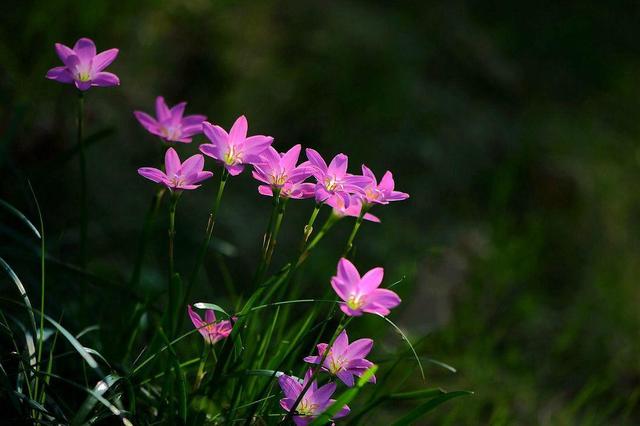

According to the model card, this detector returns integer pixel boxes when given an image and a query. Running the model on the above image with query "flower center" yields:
[365,187,380,201]
[271,172,287,187]
[169,175,186,188]
[328,355,346,374]
[347,294,365,310]
[224,146,242,166]
[297,400,318,416]
[161,125,180,140]
[77,71,91,82]
[325,176,339,191]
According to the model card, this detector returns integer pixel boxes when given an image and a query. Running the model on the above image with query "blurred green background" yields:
[2,0,640,424]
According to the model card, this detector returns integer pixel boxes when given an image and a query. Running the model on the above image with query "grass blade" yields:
[378,315,425,381]
[0,198,41,239]
[390,390,473,425]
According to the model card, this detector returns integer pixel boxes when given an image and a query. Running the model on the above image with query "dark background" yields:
[1,0,640,424]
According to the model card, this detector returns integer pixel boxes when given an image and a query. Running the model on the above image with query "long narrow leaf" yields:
[378,315,425,380]
[0,256,37,338]
[0,198,41,238]
[390,391,473,425]
[72,374,121,425]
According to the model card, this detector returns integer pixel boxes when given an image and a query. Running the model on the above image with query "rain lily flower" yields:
[305,149,371,207]
[331,258,401,317]
[278,370,350,426]
[187,305,235,344]
[200,115,273,176]
[360,165,410,205]
[304,330,376,387]
[325,194,380,223]
[133,96,206,143]
[138,148,213,191]
[45,37,119,90]
[252,144,315,199]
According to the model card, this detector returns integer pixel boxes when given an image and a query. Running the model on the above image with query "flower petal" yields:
[91,72,120,87]
[54,43,75,63]
[229,115,248,146]
[345,338,373,359]
[305,148,328,174]
[164,148,181,176]
[170,101,187,123]
[133,111,160,134]
[226,164,245,176]
[281,144,302,172]
[337,258,361,286]
[327,154,348,178]
[378,171,395,192]
[156,96,171,121]
[45,66,73,83]
[73,37,96,61]
[138,167,166,183]
[336,370,355,387]
[243,135,274,163]
[92,48,118,72]
[333,330,349,355]
[360,267,384,293]
[278,375,302,400]
[180,154,205,176]
[369,288,401,309]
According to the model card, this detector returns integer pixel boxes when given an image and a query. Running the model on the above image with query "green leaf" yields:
[309,365,378,426]
[388,388,446,400]
[378,315,425,381]
[0,198,41,238]
[193,302,230,317]
[72,374,121,425]
[390,391,473,425]
[0,256,37,338]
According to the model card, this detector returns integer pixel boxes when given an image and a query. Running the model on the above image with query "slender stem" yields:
[264,197,288,269]
[168,192,179,334]
[284,317,351,423]
[187,167,229,290]
[130,187,166,287]
[254,190,282,283]
[33,192,45,407]
[295,213,340,268]
[342,204,369,258]
[193,342,210,391]
[77,92,87,269]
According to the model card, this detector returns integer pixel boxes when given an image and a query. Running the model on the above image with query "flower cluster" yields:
[46,38,410,425]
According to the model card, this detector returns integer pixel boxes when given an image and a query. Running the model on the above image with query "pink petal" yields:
[369,288,401,309]
[45,66,73,83]
[199,143,222,161]
[337,258,361,286]
[180,124,204,138]
[202,121,229,153]
[333,401,351,419]
[339,303,362,317]
[361,164,377,183]
[332,330,349,355]
[243,135,274,163]
[155,96,171,121]
[258,185,274,197]
[278,375,302,400]
[54,43,74,63]
[133,111,160,134]
[182,114,207,127]
[187,305,204,329]
[73,37,96,61]
[75,80,91,91]
[252,167,270,184]
[170,102,187,123]
[92,48,118,72]
[229,115,248,146]
[345,338,373,359]
[188,171,213,185]
[327,154,348,178]
[179,154,205,176]
[364,212,381,223]
[204,309,216,325]
[360,267,384,293]
[164,148,181,176]
[91,72,119,87]
[312,382,336,404]
[330,277,351,302]
[281,144,301,171]
[305,148,328,173]
[138,167,167,183]
[378,171,395,192]
[336,370,355,387]
[226,164,245,176]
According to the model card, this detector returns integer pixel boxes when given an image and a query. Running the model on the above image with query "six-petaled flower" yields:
[331,257,401,317]
[360,165,409,205]
[134,96,206,143]
[46,37,119,90]
[187,305,235,345]
[200,115,273,176]
[252,144,315,199]
[138,148,213,191]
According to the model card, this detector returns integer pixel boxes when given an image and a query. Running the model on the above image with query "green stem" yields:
[254,190,282,283]
[264,197,288,269]
[33,193,45,408]
[130,187,166,287]
[296,213,340,268]
[193,342,209,391]
[284,317,351,423]
[77,92,87,269]
[186,167,229,294]
[168,193,179,334]
[342,204,369,258]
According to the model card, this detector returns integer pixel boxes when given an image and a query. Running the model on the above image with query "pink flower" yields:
[304,330,376,387]
[305,149,371,207]
[187,305,235,344]
[325,194,380,223]
[331,258,401,317]
[138,148,213,191]
[200,115,273,176]
[278,370,350,426]
[45,38,119,91]
[252,144,315,199]
[133,96,206,143]
[360,165,409,205]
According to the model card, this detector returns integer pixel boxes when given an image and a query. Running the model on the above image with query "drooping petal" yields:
[339,303,362,317]
[336,370,355,387]
[92,48,119,72]
[258,185,274,197]
[332,401,351,419]
[164,148,181,176]
[138,167,167,183]
[228,115,248,146]
[73,38,96,61]
[75,80,92,91]
[155,96,171,121]
[226,164,245,176]
[364,212,381,222]
[91,72,120,87]
[359,267,384,293]
[45,66,74,83]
